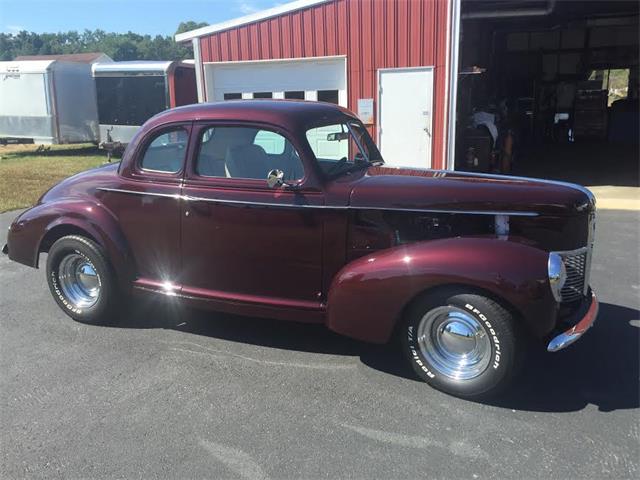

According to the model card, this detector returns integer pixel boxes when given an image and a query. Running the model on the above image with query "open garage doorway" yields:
[453,1,639,189]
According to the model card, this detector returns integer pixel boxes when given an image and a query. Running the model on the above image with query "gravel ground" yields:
[0,208,638,479]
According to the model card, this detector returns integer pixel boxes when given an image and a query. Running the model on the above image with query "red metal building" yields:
[176,0,459,170]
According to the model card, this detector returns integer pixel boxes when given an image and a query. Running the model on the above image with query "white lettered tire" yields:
[401,288,523,399]
[46,235,118,324]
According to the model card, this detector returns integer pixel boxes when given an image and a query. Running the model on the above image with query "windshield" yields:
[305,120,383,178]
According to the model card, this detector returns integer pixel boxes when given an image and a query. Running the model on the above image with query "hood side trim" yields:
[97,187,539,216]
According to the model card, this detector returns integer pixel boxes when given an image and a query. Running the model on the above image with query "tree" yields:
[0,22,208,61]
[176,21,209,35]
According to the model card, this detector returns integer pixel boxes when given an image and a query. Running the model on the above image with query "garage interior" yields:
[454,0,639,186]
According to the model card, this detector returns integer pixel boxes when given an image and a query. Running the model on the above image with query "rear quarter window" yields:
[140,128,188,173]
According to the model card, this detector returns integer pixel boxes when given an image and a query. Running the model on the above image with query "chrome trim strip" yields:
[132,284,325,311]
[583,212,596,295]
[97,187,539,216]
[185,195,539,216]
[132,285,179,297]
[97,187,182,200]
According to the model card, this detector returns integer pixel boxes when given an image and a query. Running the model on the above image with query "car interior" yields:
[197,126,304,181]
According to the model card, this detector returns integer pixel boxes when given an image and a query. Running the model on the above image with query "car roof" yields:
[146,99,358,132]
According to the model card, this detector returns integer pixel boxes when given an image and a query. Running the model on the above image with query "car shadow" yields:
[104,299,639,413]
[484,302,639,413]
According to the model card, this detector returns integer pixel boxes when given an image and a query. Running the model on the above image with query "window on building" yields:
[140,128,188,173]
[588,68,630,106]
[223,93,242,100]
[196,126,303,181]
[284,91,305,100]
[253,92,273,99]
[317,90,339,104]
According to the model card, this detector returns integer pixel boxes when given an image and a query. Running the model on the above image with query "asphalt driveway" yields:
[1,208,638,479]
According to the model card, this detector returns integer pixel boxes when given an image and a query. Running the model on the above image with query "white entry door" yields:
[378,67,434,168]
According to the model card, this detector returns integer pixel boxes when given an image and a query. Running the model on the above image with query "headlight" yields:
[548,252,567,302]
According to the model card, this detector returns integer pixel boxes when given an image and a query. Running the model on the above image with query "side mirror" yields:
[267,169,285,189]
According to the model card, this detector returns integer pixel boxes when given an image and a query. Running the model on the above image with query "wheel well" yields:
[39,225,98,255]
[393,283,527,339]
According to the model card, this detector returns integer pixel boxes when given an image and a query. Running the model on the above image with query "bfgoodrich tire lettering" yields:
[46,235,118,324]
[401,288,522,399]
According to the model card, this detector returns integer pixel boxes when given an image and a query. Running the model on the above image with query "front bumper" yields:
[547,290,598,352]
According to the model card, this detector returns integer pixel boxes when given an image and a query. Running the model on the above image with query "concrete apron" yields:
[587,186,640,211]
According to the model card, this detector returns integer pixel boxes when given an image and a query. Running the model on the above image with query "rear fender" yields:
[326,237,556,344]
[7,198,133,287]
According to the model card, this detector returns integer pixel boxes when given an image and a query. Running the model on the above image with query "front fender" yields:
[7,198,133,284]
[326,237,557,344]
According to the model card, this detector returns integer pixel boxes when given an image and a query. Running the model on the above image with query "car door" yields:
[180,122,324,308]
[98,123,190,285]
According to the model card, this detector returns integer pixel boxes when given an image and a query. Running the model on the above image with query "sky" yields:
[0,0,282,36]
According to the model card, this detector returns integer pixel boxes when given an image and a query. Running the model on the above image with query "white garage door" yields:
[203,56,347,106]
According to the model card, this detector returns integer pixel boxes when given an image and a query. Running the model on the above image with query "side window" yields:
[140,128,188,173]
[196,126,304,181]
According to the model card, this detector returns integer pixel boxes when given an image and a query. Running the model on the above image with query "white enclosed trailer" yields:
[0,60,99,144]
[92,61,197,147]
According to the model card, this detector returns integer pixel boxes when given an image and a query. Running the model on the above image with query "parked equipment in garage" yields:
[456,0,639,182]
[0,60,99,145]
[573,89,608,140]
[92,61,197,155]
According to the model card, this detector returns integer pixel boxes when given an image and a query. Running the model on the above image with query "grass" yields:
[0,143,111,213]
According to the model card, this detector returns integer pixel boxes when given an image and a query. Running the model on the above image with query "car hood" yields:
[349,166,595,216]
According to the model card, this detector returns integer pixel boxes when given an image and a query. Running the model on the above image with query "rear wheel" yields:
[46,235,118,324]
[401,288,523,399]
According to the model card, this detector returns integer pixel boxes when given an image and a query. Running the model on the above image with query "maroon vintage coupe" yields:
[3,100,598,398]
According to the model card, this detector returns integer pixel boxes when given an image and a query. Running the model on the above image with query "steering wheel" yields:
[327,157,348,175]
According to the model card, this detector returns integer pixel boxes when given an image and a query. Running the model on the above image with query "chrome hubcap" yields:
[58,253,101,309]
[417,306,491,380]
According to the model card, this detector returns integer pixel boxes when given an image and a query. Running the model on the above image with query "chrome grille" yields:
[556,210,596,303]
[559,249,588,302]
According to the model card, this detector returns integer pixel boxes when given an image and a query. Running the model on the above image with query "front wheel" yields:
[401,288,523,399]
[46,235,118,324]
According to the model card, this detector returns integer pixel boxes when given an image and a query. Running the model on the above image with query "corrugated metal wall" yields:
[198,0,451,169]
